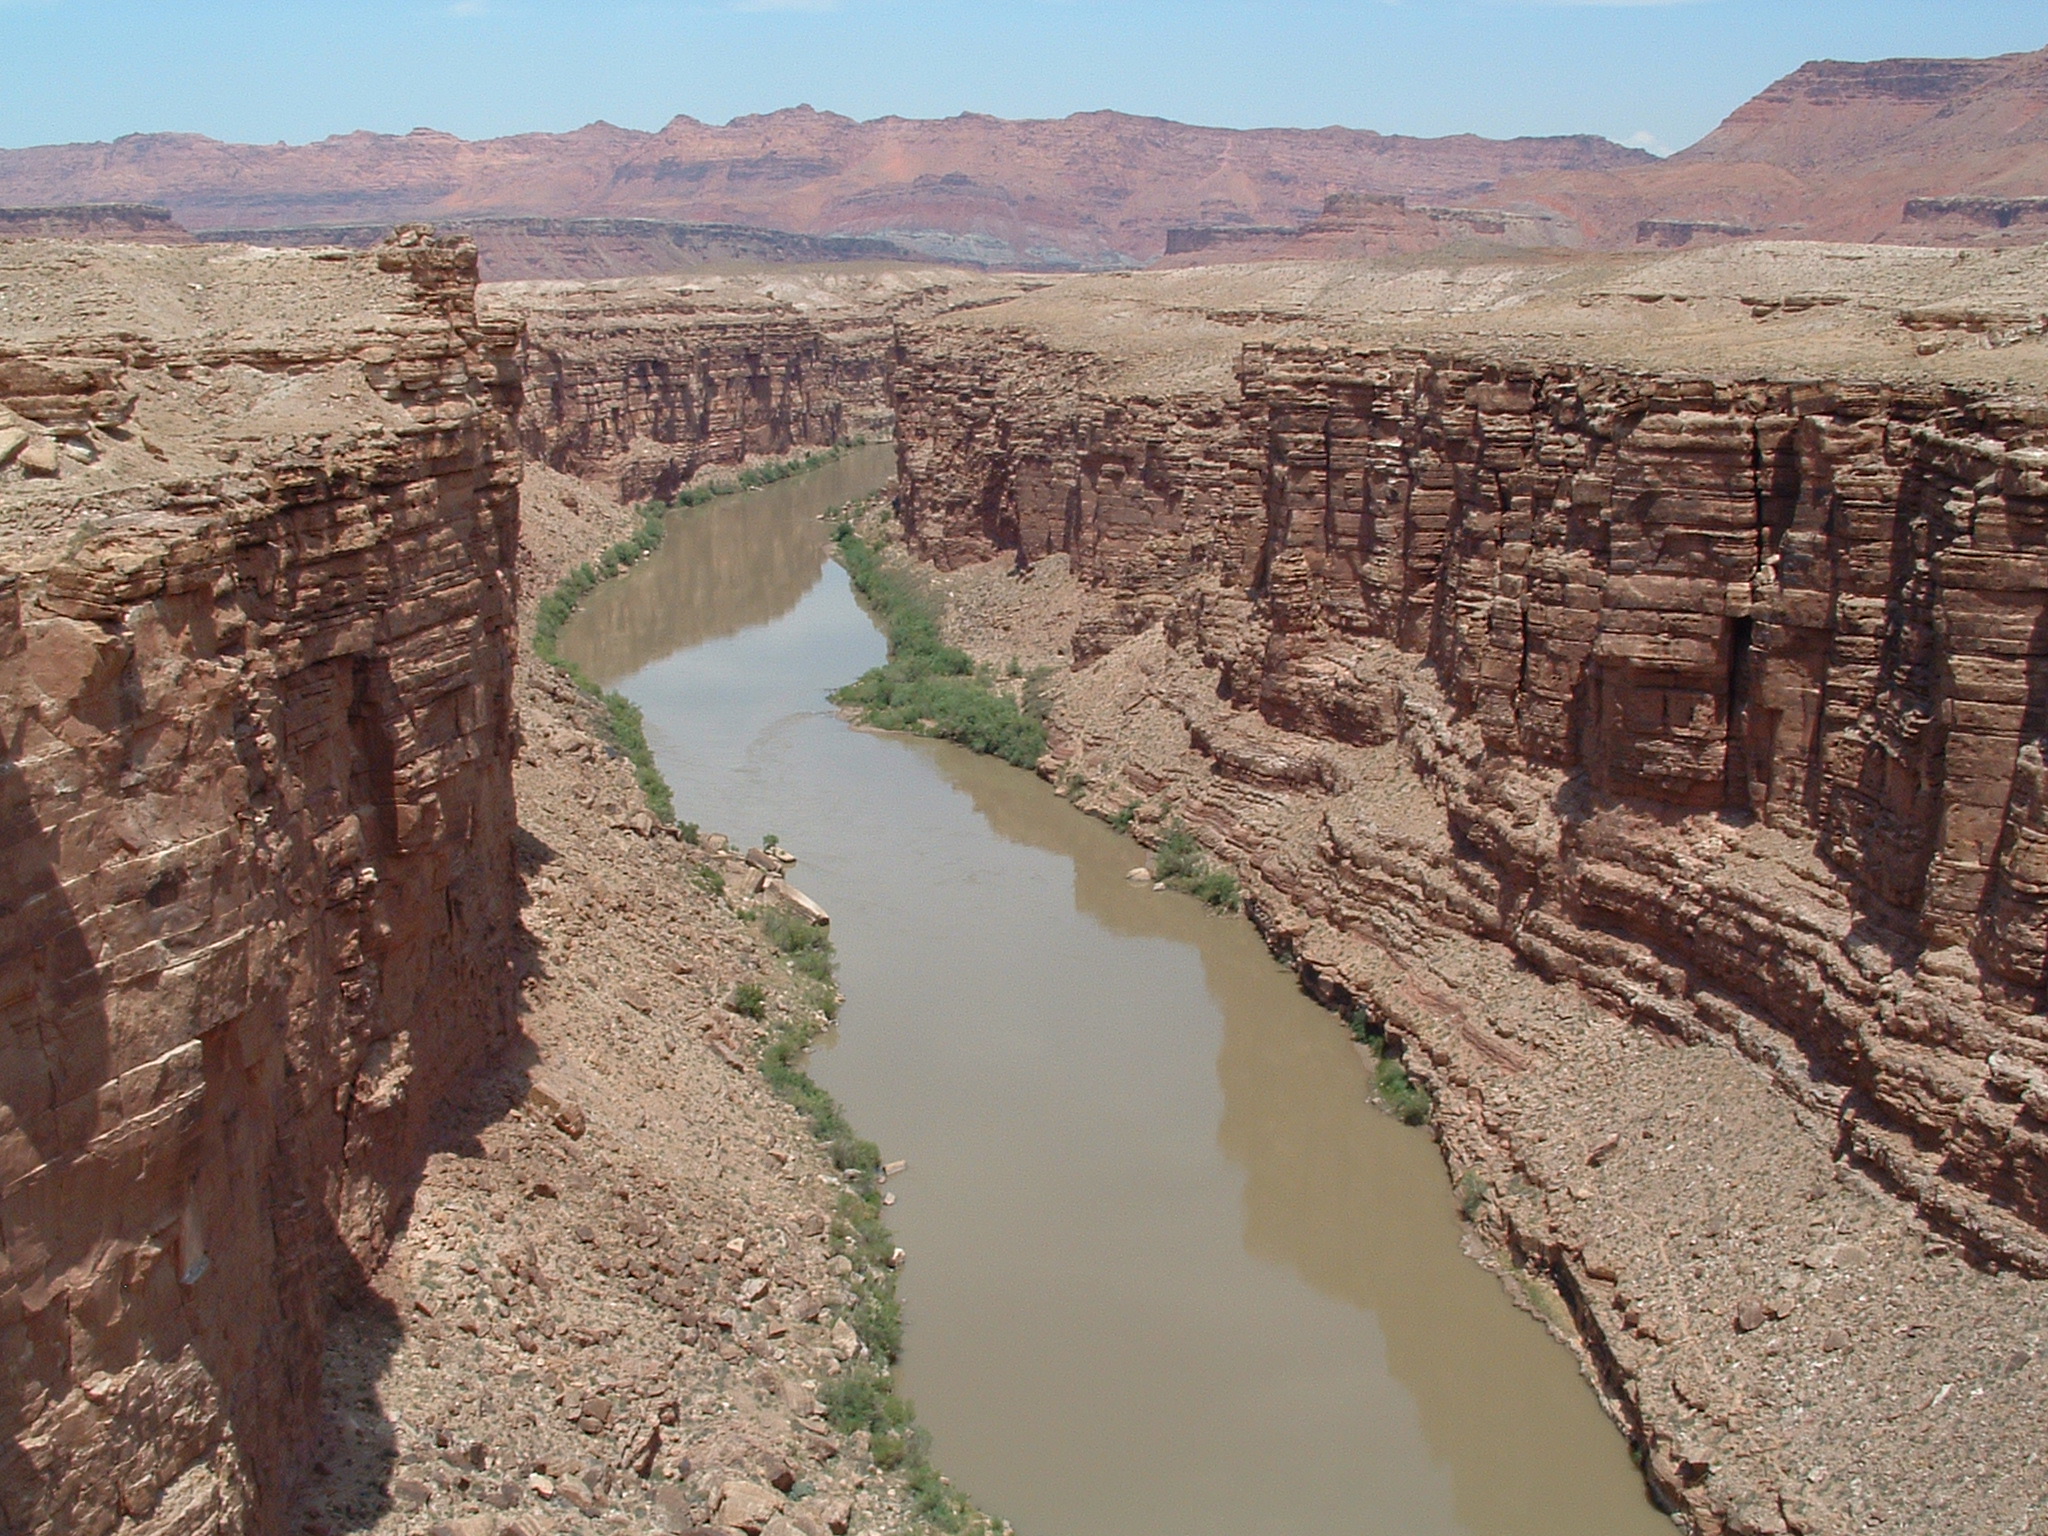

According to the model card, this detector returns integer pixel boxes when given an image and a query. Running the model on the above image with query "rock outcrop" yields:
[1163,191,1583,264]
[0,231,522,1534]
[889,248,2048,1532]
[0,204,192,242]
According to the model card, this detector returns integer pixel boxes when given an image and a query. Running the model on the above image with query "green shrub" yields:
[730,981,767,1021]
[1376,1052,1432,1125]
[1149,820,1241,911]
[1109,800,1141,834]
[693,864,726,896]
[830,527,1047,769]
[1457,1169,1487,1220]
[762,907,835,983]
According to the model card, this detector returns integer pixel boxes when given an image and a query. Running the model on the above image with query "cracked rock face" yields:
[895,283,2048,1269]
[0,231,522,1535]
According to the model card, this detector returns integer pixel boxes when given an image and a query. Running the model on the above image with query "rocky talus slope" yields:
[0,232,523,1534]
[890,247,2048,1536]
[489,269,1035,501]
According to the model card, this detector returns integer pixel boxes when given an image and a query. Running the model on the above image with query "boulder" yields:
[17,434,59,475]
[713,1479,785,1534]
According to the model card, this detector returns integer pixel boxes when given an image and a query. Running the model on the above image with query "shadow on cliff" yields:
[291,826,554,1536]
[0,728,113,1529]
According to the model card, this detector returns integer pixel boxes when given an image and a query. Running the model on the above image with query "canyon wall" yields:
[892,301,2048,1275]
[495,268,1036,502]
[0,231,522,1534]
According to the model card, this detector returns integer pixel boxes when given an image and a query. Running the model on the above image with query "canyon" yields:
[883,244,2048,1533]
[495,267,1031,501]
[8,132,2048,1536]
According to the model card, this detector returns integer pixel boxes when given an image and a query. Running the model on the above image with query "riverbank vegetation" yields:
[1152,821,1242,911]
[754,912,993,1536]
[830,523,1049,769]
[1347,1006,1433,1125]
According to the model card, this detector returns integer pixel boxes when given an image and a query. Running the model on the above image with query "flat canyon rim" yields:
[557,448,1671,1536]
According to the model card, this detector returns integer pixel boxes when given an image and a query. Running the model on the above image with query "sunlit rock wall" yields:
[893,326,2048,1272]
[0,231,522,1534]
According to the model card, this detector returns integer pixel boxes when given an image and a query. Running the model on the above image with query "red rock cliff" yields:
[490,268,1037,500]
[892,264,2048,1275]
[0,231,522,1534]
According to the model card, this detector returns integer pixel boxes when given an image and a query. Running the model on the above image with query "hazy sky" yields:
[1,1,2042,155]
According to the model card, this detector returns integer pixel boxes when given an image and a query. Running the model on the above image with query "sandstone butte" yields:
[10,217,2048,1536]
[4,46,2048,274]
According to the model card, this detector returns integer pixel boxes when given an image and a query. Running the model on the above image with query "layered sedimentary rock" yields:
[0,231,521,1534]
[1502,46,2048,249]
[895,248,2048,1267]
[492,268,1036,500]
[0,205,192,242]
[1163,192,1582,263]
[891,248,2048,1532]
[0,110,1647,270]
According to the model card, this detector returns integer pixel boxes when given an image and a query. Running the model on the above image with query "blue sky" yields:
[1,1,2042,154]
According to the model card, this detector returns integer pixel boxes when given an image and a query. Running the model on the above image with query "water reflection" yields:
[558,443,896,688]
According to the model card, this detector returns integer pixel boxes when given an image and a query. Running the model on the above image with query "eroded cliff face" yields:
[490,269,1042,502]
[890,260,2048,1531]
[0,232,521,1534]
[897,325,2048,1272]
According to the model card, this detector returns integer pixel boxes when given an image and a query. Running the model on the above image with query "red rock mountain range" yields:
[1,43,2044,269]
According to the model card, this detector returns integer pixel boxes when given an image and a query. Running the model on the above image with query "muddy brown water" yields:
[559,446,1671,1536]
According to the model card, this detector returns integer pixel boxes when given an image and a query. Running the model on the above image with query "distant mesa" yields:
[1164,192,1583,263]
[0,107,1651,272]
[191,216,926,280]
[1634,219,1758,249]
[0,203,192,241]
[1901,196,2048,234]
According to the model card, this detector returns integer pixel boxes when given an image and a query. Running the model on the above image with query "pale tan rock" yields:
[15,432,58,473]
[713,1479,784,1534]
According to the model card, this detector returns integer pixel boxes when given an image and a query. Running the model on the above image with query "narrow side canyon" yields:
[495,269,1032,501]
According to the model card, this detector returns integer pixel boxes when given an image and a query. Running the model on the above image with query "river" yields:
[557,445,1671,1536]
